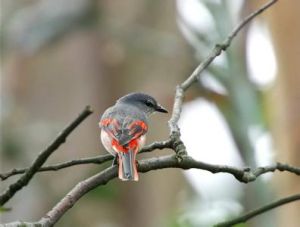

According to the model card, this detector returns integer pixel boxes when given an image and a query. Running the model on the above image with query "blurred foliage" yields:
[85,163,120,202]
[1,0,98,55]
[1,129,22,160]
[0,206,12,213]
[177,0,274,226]
[0,118,24,161]
[234,224,247,227]
[166,214,192,227]
[179,0,264,165]
[87,181,120,202]
[0,0,284,226]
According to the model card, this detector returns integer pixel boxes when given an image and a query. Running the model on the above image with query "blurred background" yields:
[0,0,299,226]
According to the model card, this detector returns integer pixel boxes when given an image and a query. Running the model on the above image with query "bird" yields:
[99,92,168,181]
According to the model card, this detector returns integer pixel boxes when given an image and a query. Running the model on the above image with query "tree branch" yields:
[4,154,299,227]
[214,193,300,227]
[1,0,282,226]
[0,155,112,180]
[0,106,93,206]
[0,139,172,180]
[168,0,278,134]
[137,155,300,184]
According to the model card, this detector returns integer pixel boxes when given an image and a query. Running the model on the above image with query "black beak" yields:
[156,104,168,113]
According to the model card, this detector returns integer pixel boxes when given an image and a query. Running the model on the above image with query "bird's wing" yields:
[100,115,148,147]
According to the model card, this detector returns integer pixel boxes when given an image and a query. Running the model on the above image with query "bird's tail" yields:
[118,149,138,181]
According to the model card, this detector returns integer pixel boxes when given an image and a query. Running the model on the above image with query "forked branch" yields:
[2,1,292,227]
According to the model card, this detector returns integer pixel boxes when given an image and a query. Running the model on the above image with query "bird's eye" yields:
[145,100,154,107]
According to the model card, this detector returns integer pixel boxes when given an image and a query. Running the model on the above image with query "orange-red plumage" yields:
[99,92,168,181]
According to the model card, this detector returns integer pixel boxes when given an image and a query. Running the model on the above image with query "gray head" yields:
[117,92,168,115]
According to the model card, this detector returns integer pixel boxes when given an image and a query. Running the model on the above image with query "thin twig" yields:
[5,153,299,227]
[0,155,112,180]
[0,139,172,180]
[224,0,278,47]
[0,106,93,206]
[137,155,300,184]
[214,193,300,227]
[168,0,278,134]
[1,0,281,226]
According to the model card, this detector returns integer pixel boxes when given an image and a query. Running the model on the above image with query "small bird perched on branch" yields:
[99,92,168,181]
